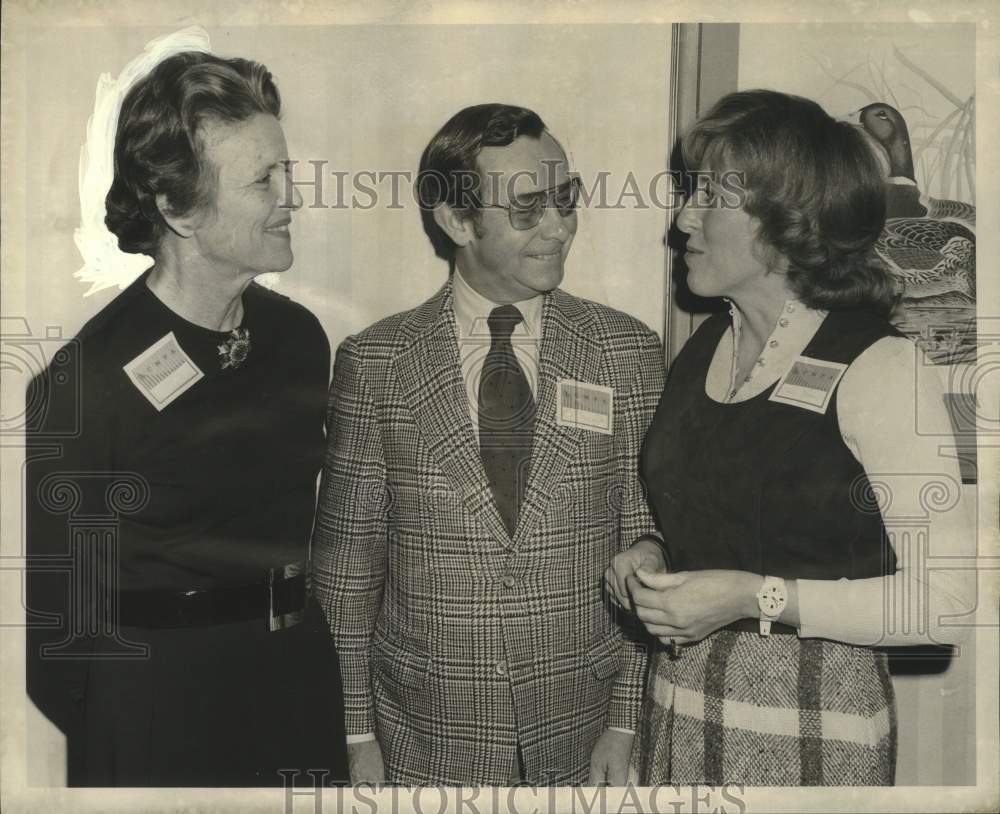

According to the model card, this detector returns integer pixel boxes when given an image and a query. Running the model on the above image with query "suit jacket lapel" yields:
[515,289,602,545]
[393,281,513,548]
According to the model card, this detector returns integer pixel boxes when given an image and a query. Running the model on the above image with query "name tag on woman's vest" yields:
[769,355,848,414]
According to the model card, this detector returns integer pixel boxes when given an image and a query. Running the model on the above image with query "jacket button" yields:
[502,573,516,588]
[496,660,508,677]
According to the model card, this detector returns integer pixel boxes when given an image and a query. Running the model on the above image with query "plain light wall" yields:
[17,24,671,354]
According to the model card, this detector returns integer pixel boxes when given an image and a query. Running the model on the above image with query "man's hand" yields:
[348,739,386,785]
[588,729,634,785]
[605,537,667,610]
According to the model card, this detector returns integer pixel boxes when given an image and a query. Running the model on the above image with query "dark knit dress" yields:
[631,309,901,786]
[25,270,347,786]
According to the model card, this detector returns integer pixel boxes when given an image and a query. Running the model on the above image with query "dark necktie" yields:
[478,305,536,537]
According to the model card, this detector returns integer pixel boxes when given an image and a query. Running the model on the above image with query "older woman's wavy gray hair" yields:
[105,51,281,257]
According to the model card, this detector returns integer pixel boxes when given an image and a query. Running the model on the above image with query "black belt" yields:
[117,564,308,631]
[724,618,797,635]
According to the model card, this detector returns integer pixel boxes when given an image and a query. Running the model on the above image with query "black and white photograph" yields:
[1,2,997,813]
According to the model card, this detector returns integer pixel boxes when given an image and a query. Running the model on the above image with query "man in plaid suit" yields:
[312,104,664,785]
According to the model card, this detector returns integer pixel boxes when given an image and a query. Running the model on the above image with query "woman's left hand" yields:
[627,568,760,646]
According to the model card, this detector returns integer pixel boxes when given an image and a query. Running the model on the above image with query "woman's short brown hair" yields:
[683,89,896,314]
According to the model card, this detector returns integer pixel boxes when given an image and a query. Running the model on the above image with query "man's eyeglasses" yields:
[477,176,581,231]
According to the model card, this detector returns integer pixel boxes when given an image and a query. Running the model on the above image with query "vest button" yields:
[496,660,508,677]
[502,573,516,588]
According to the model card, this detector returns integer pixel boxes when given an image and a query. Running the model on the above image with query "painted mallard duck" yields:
[875,219,975,299]
[850,102,976,227]
[847,102,976,301]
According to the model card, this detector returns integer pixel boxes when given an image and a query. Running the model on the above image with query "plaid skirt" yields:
[630,630,897,786]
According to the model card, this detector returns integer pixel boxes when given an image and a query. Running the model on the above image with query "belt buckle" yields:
[268,562,305,632]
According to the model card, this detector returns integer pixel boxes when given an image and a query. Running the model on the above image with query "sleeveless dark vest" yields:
[642,309,901,581]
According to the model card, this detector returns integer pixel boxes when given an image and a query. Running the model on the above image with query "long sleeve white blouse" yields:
[708,300,976,646]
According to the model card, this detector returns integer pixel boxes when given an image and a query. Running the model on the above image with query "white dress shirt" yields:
[451,268,543,426]
[705,299,976,646]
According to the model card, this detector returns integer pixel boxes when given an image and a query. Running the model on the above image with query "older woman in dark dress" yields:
[607,90,974,786]
[26,51,347,786]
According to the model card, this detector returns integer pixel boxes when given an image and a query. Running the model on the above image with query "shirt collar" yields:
[723,295,828,399]
[725,296,826,347]
[452,268,544,341]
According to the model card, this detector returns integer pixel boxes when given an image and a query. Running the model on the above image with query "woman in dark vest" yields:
[25,51,347,786]
[606,90,974,785]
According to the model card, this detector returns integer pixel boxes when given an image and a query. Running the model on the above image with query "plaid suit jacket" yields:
[312,280,663,785]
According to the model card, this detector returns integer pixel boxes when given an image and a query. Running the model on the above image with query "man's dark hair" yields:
[415,103,546,265]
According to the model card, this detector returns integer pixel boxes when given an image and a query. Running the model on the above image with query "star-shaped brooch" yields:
[218,328,251,370]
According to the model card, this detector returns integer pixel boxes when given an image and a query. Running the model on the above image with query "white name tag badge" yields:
[556,379,614,435]
[123,332,203,411]
[769,355,848,415]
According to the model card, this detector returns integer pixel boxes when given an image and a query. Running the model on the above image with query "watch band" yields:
[756,575,787,637]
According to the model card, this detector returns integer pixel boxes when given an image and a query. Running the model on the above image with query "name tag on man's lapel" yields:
[769,355,848,415]
[556,379,614,434]
[123,332,203,411]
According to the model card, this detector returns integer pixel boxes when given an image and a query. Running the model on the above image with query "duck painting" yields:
[849,101,976,365]
[852,102,976,228]
[875,219,975,299]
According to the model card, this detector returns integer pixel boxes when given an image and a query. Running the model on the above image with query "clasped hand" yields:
[605,542,757,645]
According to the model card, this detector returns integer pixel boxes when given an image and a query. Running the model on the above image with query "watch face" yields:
[760,585,785,614]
